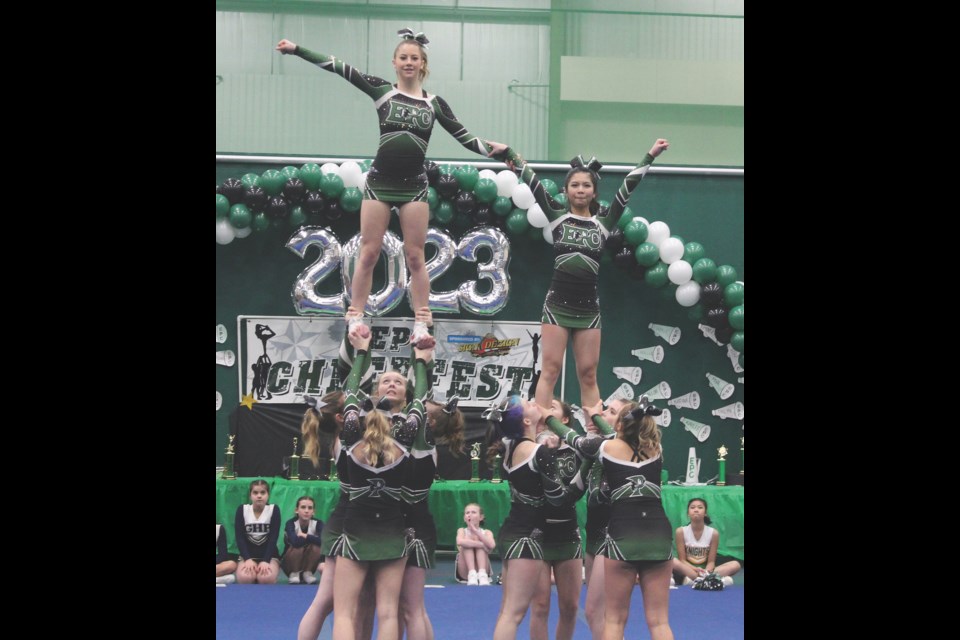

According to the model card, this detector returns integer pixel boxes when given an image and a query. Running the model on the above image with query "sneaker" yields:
[346,312,370,339]
[682,577,694,586]
[288,572,301,585]
[216,574,236,585]
[467,569,479,586]
[410,321,435,349]
[669,576,676,587]
[303,572,317,585]
[721,576,733,587]
[477,570,490,586]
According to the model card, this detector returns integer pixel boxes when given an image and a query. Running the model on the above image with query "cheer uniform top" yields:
[398,359,437,569]
[539,425,589,562]
[294,46,495,204]
[234,503,282,563]
[501,148,657,329]
[679,524,715,569]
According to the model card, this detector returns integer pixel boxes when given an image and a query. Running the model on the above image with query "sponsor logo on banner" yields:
[458,333,521,358]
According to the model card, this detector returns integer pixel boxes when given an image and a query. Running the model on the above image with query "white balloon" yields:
[659,237,685,264]
[667,260,692,285]
[675,280,701,307]
[478,169,498,182]
[339,161,363,188]
[320,163,340,175]
[496,170,518,198]
[216,219,236,245]
[359,171,368,190]
[634,216,649,228]
[527,203,548,228]
[512,183,535,210]
[543,225,554,245]
[234,225,253,239]
[647,221,671,247]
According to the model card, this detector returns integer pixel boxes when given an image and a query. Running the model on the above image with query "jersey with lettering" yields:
[234,503,281,562]
[680,524,715,567]
[284,516,324,550]
[294,47,493,177]
[502,148,657,320]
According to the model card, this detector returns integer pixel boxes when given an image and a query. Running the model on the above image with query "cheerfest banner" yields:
[239,316,551,408]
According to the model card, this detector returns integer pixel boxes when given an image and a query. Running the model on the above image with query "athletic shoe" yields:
[478,570,490,586]
[721,576,733,587]
[467,570,479,586]
[288,572,300,585]
[303,572,317,585]
[216,574,236,585]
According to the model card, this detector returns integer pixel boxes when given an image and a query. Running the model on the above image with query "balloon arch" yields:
[216,160,743,366]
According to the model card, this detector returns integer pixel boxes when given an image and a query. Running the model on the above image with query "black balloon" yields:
[700,282,724,306]
[221,178,244,205]
[303,190,326,215]
[614,246,636,270]
[326,201,344,221]
[216,184,221,194]
[606,228,625,255]
[267,195,290,219]
[243,185,268,212]
[455,190,477,217]
[630,263,647,280]
[424,160,440,187]
[436,173,459,200]
[473,204,493,225]
[705,306,728,329]
[715,325,734,344]
[283,178,307,203]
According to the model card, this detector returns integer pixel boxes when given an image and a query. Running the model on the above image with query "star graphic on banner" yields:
[240,393,258,410]
[271,321,326,362]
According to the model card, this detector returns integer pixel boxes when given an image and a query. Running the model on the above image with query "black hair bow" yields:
[570,154,603,174]
[630,395,663,418]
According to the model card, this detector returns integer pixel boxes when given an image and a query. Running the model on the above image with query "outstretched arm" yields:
[341,331,372,447]
[497,147,567,221]
[431,95,508,161]
[276,39,393,100]
[601,138,669,231]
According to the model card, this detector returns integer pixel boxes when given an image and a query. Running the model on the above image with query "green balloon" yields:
[340,187,363,213]
[455,165,479,190]
[240,173,261,189]
[539,178,559,197]
[251,212,270,232]
[427,187,439,212]
[360,159,372,172]
[216,194,230,219]
[299,163,323,190]
[644,262,669,288]
[281,165,300,181]
[260,169,285,196]
[506,209,530,235]
[319,173,345,199]
[289,205,307,227]
[684,242,706,265]
[738,353,744,368]
[687,305,704,322]
[434,201,454,224]
[724,281,745,306]
[493,196,513,217]
[552,193,568,209]
[229,203,252,229]
[692,258,718,284]
[634,242,660,267]
[728,304,744,330]
[474,178,498,204]
[617,206,635,230]
[623,219,649,245]
[717,265,739,287]
[731,331,744,353]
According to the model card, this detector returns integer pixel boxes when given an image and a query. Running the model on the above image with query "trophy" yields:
[223,435,237,479]
[492,453,503,483]
[328,457,338,482]
[289,437,300,481]
[717,445,728,486]
[470,443,482,483]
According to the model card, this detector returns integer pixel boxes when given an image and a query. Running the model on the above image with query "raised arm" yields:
[599,138,669,231]
[545,415,603,460]
[341,331,373,447]
[276,39,393,101]
[499,147,567,221]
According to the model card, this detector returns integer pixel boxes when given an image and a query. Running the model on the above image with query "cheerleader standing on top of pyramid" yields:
[495,139,669,415]
[277,29,508,347]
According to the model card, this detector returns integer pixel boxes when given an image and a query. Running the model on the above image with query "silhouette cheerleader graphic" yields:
[251,324,276,400]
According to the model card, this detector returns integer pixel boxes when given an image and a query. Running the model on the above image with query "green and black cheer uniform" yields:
[501,148,657,329]
[336,350,423,562]
[546,419,673,564]
[540,419,593,562]
[397,359,437,570]
[293,46,496,204]
[581,414,617,557]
